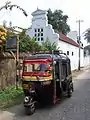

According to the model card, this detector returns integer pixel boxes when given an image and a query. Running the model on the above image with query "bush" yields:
[0,85,23,108]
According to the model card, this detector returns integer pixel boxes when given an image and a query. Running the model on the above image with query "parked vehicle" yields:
[22,51,74,115]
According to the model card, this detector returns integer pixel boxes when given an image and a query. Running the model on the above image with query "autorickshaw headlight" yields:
[24,96,29,103]
[23,84,29,89]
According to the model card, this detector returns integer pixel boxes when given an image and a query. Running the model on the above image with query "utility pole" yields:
[76,20,83,70]
[16,35,19,89]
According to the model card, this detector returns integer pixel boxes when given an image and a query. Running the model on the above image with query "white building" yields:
[26,8,85,70]
[26,8,59,45]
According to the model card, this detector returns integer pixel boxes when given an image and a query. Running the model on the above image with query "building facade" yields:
[26,8,84,70]
[26,8,59,45]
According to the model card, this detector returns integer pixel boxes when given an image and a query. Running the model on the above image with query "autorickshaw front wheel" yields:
[25,103,35,115]
[67,84,73,98]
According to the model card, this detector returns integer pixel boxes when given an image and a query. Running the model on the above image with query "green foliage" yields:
[19,30,60,52]
[6,29,60,53]
[0,85,23,108]
[84,29,90,43]
[19,30,43,52]
[42,39,60,51]
[47,9,70,35]
[6,29,15,40]
[1,28,16,52]
[84,45,90,56]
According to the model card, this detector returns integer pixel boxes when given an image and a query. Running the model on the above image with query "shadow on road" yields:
[6,96,70,118]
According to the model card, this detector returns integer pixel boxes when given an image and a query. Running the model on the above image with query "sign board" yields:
[6,36,17,51]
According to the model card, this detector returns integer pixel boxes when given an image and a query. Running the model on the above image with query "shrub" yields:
[0,85,23,108]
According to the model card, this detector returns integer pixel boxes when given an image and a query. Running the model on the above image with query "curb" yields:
[72,65,90,79]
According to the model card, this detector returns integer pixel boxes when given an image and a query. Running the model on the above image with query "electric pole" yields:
[76,20,83,70]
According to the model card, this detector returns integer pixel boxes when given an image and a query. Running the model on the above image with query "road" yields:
[0,67,90,120]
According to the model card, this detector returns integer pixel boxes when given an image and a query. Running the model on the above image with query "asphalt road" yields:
[0,67,90,120]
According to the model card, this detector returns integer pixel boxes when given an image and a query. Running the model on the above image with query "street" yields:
[0,67,90,120]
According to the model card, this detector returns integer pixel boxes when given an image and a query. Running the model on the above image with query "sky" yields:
[0,0,89,46]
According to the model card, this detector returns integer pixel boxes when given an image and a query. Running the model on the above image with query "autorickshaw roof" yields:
[24,52,70,63]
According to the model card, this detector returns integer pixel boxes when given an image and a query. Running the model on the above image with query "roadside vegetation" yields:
[0,85,23,109]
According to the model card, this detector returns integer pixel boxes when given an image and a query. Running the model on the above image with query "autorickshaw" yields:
[22,51,74,115]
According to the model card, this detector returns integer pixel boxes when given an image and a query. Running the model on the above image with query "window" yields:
[35,38,36,41]
[41,37,44,41]
[61,63,67,79]
[41,33,43,36]
[38,33,40,36]
[41,28,43,32]
[38,29,40,32]
[67,51,69,55]
[24,63,48,72]
[34,28,44,41]
[38,38,40,41]
[35,29,37,32]
[72,52,74,56]
[24,64,33,72]
[35,34,37,37]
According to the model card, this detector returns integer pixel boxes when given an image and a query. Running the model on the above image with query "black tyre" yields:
[72,83,74,92]
[67,85,72,98]
[25,103,35,115]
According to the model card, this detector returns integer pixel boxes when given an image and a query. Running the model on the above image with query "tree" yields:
[84,29,90,43]
[84,45,90,56]
[19,31,60,53]
[84,29,90,57]
[0,1,28,52]
[19,30,43,53]
[42,39,60,51]
[47,9,70,35]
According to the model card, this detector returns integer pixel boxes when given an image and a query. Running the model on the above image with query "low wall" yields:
[70,55,90,71]
[0,52,90,89]
[0,53,16,89]
[83,56,90,66]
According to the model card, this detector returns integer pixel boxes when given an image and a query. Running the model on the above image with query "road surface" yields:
[0,67,90,120]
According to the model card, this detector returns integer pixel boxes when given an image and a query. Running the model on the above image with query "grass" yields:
[0,85,24,109]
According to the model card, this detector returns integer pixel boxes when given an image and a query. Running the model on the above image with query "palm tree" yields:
[84,28,90,57]
[84,28,90,43]
[42,39,60,52]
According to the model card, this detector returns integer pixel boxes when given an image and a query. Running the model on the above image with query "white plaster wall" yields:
[27,22,59,45]
[57,40,84,70]
[83,56,90,66]
[26,10,59,45]
[44,24,59,44]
